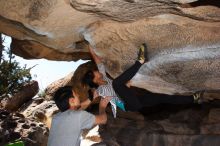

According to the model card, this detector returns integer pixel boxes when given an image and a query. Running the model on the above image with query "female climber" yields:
[82,43,203,117]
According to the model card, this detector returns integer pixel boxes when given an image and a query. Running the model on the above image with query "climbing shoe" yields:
[137,43,148,62]
[193,91,205,104]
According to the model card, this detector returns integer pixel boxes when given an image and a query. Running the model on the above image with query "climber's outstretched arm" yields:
[88,45,102,65]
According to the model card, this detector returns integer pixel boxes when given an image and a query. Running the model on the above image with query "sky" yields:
[2,35,87,91]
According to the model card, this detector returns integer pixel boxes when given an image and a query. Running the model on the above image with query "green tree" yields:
[0,34,32,100]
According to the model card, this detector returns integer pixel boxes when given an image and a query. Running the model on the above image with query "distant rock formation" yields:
[44,72,74,100]
[1,81,39,112]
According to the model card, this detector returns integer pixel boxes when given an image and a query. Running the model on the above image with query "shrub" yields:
[0,34,32,100]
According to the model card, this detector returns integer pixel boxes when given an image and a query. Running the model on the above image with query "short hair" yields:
[53,86,73,112]
[82,70,99,88]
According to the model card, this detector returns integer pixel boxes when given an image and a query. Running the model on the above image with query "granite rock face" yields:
[0,0,220,94]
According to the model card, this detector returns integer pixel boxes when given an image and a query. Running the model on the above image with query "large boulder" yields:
[44,72,74,100]
[0,0,220,94]
[1,81,39,112]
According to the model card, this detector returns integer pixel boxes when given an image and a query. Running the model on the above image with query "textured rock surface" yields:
[20,97,58,128]
[85,17,220,94]
[1,81,39,112]
[0,109,49,146]
[0,0,220,94]
[97,101,220,146]
[0,0,95,60]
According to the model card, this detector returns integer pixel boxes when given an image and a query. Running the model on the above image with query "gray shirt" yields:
[47,110,95,146]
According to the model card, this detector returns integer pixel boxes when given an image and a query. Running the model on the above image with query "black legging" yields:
[112,61,194,111]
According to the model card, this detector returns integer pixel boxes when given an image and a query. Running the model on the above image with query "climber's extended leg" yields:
[112,44,148,111]
[113,43,148,85]
[137,92,195,107]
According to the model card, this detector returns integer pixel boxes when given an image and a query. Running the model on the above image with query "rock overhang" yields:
[0,0,220,94]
